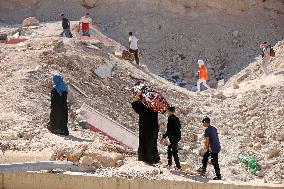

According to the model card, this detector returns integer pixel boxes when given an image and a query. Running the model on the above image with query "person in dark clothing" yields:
[47,73,69,136]
[160,107,181,169]
[197,117,221,180]
[131,95,160,165]
[60,14,73,38]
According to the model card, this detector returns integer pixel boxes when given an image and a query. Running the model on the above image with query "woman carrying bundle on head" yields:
[131,82,169,165]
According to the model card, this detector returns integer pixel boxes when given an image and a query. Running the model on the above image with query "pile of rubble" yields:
[0,19,283,183]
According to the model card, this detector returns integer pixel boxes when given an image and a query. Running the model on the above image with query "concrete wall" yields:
[0,172,283,189]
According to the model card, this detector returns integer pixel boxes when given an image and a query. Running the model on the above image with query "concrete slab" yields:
[79,104,139,150]
[92,62,114,79]
[1,172,283,189]
[0,161,96,173]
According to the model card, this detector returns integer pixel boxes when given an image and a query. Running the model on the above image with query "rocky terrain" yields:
[0,0,284,185]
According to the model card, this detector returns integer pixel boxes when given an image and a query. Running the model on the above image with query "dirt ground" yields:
[0,0,284,184]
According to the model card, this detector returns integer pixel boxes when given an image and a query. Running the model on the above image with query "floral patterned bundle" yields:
[131,82,169,114]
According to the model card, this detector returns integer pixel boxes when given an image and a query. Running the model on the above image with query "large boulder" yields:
[80,0,96,9]
[92,62,114,79]
[83,150,125,167]
[22,17,40,27]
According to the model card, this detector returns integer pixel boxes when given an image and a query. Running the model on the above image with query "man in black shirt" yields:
[160,107,181,169]
[60,14,72,38]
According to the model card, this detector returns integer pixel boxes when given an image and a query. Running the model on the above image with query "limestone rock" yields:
[233,82,239,89]
[256,171,265,177]
[66,150,83,163]
[80,156,94,166]
[53,40,67,53]
[180,162,189,171]
[22,17,40,27]
[232,30,240,38]
[83,150,125,167]
[92,63,114,79]
[267,147,280,159]
[213,91,226,100]
[276,133,284,141]
[115,159,124,167]
[217,79,225,88]
[80,0,96,9]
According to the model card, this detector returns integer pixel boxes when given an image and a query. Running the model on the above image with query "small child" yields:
[160,107,181,169]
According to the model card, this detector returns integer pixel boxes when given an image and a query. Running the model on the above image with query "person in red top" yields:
[79,13,92,37]
[197,59,210,92]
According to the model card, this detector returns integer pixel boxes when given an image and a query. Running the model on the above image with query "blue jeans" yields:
[82,29,90,37]
[60,29,72,38]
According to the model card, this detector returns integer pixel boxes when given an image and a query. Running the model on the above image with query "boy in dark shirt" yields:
[60,14,72,38]
[197,117,221,180]
[160,107,181,169]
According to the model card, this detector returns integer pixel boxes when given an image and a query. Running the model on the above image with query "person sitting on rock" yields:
[79,13,92,37]
[47,72,69,136]
[160,106,181,170]
[59,14,73,38]
[197,117,221,180]
[196,59,210,92]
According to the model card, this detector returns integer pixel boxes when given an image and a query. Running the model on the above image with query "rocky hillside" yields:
[0,21,283,183]
[1,0,284,88]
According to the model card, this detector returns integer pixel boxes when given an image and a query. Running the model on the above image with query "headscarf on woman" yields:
[52,73,68,96]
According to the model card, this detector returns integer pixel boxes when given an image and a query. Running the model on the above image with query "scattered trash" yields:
[70,83,88,98]
[237,156,257,174]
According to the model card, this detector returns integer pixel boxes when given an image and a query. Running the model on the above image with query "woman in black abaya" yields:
[47,73,69,136]
[132,97,160,165]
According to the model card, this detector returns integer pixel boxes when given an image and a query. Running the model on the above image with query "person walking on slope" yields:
[160,107,182,170]
[197,117,221,180]
[128,32,140,65]
[47,72,69,136]
[59,14,73,38]
[259,42,271,76]
[197,59,210,92]
[79,13,92,37]
[131,92,160,165]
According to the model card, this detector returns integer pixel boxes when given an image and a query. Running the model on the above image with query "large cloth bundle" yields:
[122,50,135,62]
[131,82,169,114]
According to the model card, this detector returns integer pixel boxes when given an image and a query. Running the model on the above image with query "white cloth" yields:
[80,17,92,23]
[197,78,210,92]
[198,59,205,67]
[260,56,271,76]
[129,36,138,50]
[262,47,270,58]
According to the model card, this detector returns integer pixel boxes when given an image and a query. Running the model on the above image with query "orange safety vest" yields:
[199,65,209,81]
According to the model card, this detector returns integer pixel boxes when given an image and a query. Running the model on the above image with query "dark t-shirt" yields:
[163,114,181,143]
[205,125,221,153]
[62,17,69,29]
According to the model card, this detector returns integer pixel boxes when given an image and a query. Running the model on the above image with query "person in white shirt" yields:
[79,13,92,37]
[128,32,140,65]
[259,42,271,76]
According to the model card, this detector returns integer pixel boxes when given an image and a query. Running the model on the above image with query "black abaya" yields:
[48,88,69,135]
[132,101,160,164]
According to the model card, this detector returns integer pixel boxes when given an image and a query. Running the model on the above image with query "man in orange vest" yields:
[197,59,210,92]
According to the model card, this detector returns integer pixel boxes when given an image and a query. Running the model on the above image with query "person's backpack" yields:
[270,47,275,57]
[268,44,275,57]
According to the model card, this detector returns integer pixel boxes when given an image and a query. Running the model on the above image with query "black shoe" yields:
[197,167,206,175]
[175,166,182,171]
[213,176,222,180]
